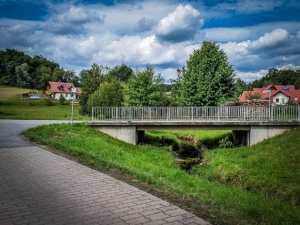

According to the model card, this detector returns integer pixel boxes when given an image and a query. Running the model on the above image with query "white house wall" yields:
[54,93,74,100]
[273,93,289,105]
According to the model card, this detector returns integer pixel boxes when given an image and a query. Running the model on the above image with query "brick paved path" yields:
[0,120,210,225]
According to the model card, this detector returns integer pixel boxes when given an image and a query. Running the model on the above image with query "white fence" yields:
[91,106,300,122]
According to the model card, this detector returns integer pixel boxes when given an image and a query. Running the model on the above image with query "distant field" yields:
[0,86,35,101]
[0,86,89,121]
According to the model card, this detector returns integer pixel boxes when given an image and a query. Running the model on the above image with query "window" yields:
[66,94,68,97]
[281,98,285,104]
[275,98,279,103]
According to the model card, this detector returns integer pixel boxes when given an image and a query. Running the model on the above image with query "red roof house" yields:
[239,85,300,105]
[44,81,82,100]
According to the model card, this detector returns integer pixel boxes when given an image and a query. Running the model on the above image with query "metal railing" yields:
[92,106,300,122]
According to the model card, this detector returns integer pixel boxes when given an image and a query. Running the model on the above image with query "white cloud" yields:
[134,17,157,33]
[156,4,203,43]
[0,24,37,49]
[249,28,289,51]
[46,6,104,35]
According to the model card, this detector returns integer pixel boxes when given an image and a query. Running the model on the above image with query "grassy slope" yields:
[0,86,34,101]
[191,127,300,207]
[22,123,300,225]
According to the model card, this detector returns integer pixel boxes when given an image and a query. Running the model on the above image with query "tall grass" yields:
[22,123,300,225]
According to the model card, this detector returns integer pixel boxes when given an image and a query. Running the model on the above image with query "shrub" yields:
[59,95,66,105]
[43,98,54,106]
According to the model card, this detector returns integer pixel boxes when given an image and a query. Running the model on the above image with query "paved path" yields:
[0,120,210,225]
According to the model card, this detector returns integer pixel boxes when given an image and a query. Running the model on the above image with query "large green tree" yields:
[124,64,167,106]
[180,41,236,106]
[87,76,125,113]
[15,63,31,88]
[79,63,107,115]
[108,64,133,83]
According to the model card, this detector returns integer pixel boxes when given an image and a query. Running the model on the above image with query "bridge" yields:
[88,106,300,146]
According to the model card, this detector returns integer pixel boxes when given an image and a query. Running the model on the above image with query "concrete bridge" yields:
[88,106,300,146]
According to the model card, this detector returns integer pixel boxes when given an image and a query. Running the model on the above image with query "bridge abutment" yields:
[90,122,299,146]
[248,125,293,146]
[97,126,139,145]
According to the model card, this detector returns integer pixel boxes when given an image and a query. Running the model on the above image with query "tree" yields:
[36,65,52,90]
[108,64,133,82]
[79,63,107,115]
[87,77,125,113]
[169,68,184,106]
[180,41,236,106]
[247,92,262,100]
[15,63,31,88]
[124,64,167,106]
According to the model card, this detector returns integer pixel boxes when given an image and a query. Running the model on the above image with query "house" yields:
[44,81,82,100]
[239,85,300,105]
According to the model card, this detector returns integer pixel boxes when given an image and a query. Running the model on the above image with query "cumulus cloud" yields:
[156,4,203,43]
[220,28,300,82]
[0,24,37,49]
[249,28,289,51]
[134,17,157,33]
[46,7,104,35]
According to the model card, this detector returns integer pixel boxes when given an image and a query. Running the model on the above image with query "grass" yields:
[0,86,89,120]
[22,123,300,225]
[0,85,34,101]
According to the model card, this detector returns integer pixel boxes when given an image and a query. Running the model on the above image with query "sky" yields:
[0,0,299,83]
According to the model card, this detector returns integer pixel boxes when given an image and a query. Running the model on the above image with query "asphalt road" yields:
[0,120,75,148]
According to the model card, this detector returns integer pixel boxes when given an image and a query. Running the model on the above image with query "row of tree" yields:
[0,49,79,90]
[3,42,299,116]
[79,41,238,115]
[247,68,300,90]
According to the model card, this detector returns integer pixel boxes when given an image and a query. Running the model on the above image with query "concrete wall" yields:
[91,123,298,146]
[249,125,293,145]
[96,126,139,145]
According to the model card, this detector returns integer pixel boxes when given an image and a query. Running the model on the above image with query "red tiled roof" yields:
[239,85,300,103]
[45,81,81,95]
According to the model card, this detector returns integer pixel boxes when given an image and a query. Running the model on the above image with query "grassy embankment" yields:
[0,86,89,120]
[22,123,300,225]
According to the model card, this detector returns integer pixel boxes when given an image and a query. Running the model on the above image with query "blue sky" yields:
[0,0,299,83]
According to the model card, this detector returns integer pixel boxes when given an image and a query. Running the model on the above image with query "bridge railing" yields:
[91,106,300,122]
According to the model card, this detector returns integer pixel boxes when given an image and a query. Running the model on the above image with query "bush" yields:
[43,98,54,106]
[219,136,234,148]
[59,95,66,105]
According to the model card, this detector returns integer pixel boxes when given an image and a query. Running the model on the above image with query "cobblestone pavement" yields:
[0,120,210,225]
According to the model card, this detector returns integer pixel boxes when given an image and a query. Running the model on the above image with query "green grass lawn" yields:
[22,123,300,225]
[0,90,89,120]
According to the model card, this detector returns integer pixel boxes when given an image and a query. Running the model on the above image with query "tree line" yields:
[79,41,237,115]
[0,49,79,90]
[246,68,300,90]
[2,42,299,116]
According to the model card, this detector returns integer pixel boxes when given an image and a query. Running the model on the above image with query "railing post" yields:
[298,105,300,121]
[116,107,118,122]
[92,107,94,121]
[271,105,273,121]
[191,107,194,122]
[218,106,220,121]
